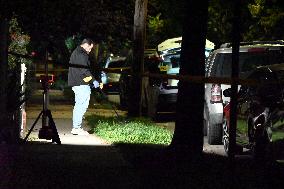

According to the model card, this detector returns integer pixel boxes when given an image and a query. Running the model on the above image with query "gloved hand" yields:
[92,80,100,88]
[83,76,92,82]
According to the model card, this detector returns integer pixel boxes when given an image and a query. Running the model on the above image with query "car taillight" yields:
[210,84,222,103]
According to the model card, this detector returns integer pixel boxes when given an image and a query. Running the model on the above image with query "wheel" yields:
[207,122,223,145]
[222,118,229,155]
[248,113,272,161]
[251,131,271,161]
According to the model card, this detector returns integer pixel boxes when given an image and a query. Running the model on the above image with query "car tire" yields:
[207,122,223,145]
[247,112,272,161]
[252,132,271,161]
[250,124,272,161]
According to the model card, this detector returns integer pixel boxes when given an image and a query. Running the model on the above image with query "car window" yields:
[161,53,180,69]
[210,53,224,77]
[170,56,180,68]
[108,60,126,68]
[213,50,284,78]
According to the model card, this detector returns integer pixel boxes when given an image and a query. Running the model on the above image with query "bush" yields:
[51,78,68,91]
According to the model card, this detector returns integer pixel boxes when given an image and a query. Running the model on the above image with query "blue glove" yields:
[92,80,99,88]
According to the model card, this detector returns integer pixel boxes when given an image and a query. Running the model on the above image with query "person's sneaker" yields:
[71,128,89,135]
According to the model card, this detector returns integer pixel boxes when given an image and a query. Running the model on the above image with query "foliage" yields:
[245,0,284,41]
[8,17,32,69]
[0,16,32,143]
[51,78,67,91]
[147,13,165,48]
[147,0,186,46]
[64,34,82,53]
[86,115,173,145]
[207,0,235,46]
[4,0,135,65]
[3,0,284,68]
[8,16,32,109]
[207,0,284,45]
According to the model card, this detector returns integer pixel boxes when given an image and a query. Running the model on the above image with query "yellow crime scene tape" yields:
[31,67,282,87]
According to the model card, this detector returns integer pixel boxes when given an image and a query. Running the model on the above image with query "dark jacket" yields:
[68,46,95,86]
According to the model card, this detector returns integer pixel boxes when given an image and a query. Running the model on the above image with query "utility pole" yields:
[128,0,148,117]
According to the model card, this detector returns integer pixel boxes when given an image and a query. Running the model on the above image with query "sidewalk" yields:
[24,103,126,145]
[25,118,110,145]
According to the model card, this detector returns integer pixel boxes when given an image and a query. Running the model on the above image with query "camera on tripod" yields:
[24,50,61,144]
[38,74,54,140]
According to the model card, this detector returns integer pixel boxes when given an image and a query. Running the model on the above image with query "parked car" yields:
[120,37,215,117]
[101,56,128,94]
[222,63,284,159]
[204,40,284,144]
[119,52,163,115]
[156,37,215,113]
[156,50,180,111]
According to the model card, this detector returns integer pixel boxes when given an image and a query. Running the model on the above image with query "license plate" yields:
[159,66,168,71]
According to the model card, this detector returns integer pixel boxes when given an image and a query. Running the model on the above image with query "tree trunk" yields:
[170,1,209,157]
[128,0,148,117]
[0,17,9,143]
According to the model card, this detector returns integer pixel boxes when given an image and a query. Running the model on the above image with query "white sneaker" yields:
[71,128,89,135]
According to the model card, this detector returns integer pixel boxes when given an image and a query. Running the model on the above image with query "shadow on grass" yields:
[115,143,284,189]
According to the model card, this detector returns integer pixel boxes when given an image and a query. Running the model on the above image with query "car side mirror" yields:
[223,88,231,97]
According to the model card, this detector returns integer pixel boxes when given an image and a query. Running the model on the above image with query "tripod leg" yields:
[23,111,43,143]
[46,110,61,145]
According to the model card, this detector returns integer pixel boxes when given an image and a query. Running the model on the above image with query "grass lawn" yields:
[86,115,173,145]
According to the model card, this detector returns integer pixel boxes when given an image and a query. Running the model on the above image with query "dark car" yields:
[119,53,163,117]
[222,63,284,160]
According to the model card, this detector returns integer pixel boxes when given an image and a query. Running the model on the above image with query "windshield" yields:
[161,54,180,68]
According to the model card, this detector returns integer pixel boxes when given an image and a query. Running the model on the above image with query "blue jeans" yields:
[72,85,91,129]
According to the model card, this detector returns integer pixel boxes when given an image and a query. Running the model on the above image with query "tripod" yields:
[23,52,61,144]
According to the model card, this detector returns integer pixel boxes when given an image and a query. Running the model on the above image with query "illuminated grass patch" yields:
[86,115,173,145]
